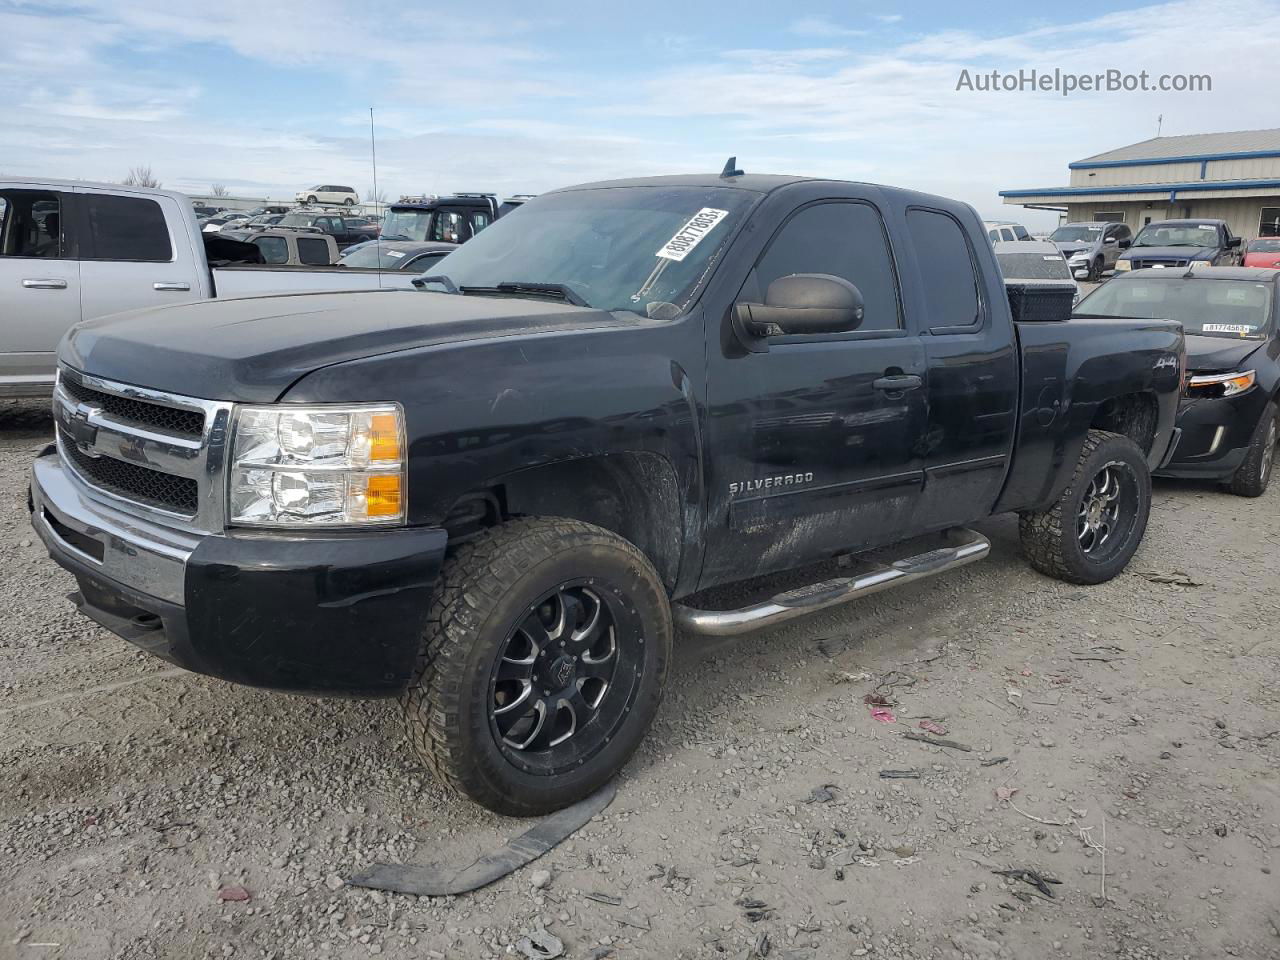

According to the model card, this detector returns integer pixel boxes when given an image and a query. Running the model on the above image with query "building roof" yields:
[1073,127,1280,168]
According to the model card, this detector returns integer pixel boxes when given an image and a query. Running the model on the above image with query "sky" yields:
[2,0,1279,229]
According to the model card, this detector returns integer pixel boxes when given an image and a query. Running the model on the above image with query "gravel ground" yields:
[2,396,1278,960]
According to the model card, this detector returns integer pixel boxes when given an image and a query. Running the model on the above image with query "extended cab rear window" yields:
[907,209,981,330]
[82,194,172,262]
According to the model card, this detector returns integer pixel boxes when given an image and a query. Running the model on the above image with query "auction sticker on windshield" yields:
[656,208,730,262]
[1203,323,1257,335]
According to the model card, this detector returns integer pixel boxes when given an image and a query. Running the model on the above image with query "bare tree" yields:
[122,166,161,188]
[365,188,388,204]
[210,183,229,197]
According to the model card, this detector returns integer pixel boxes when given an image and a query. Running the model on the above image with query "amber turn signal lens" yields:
[369,413,402,462]
[364,474,402,516]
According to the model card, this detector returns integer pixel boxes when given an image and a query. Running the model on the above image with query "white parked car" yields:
[984,220,1033,243]
[295,184,359,206]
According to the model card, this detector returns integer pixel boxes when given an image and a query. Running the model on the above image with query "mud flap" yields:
[346,781,616,896]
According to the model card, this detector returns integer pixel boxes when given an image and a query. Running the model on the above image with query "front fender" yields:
[281,314,707,537]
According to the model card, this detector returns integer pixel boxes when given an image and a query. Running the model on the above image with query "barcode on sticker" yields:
[656,208,730,262]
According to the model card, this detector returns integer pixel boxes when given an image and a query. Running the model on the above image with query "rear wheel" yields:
[1228,401,1278,497]
[401,517,671,816]
[1019,429,1151,585]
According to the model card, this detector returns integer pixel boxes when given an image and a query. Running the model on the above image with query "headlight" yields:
[1067,254,1088,263]
[1116,260,1131,271]
[229,404,406,526]
[1186,370,1256,399]
[1190,260,1213,269]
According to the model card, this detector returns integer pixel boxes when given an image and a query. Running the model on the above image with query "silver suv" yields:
[1050,221,1132,281]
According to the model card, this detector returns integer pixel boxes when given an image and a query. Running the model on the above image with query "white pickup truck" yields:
[0,178,414,397]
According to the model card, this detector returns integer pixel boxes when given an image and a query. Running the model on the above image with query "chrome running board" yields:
[673,528,990,637]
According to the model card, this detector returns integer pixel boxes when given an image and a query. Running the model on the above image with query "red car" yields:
[1243,237,1280,268]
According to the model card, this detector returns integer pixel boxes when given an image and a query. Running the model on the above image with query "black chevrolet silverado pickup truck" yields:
[31,171,1184,814]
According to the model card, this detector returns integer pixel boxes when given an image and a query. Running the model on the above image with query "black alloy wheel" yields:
[490,580,642,776]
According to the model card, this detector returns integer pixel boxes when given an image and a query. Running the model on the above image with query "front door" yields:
[700,196,928,588]
[0,187,81,391]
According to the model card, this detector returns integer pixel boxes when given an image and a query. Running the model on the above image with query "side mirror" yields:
[1119,239,1132,249]
[1228,236,1242,248]
[735,274,865,337]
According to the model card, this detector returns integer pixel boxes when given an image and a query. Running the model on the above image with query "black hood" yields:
[60,289,637,403]
[1120,245,1218,262]
[1183,334,1263,373]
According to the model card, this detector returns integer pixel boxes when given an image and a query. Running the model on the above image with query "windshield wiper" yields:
[412,274,459,293]
[460,281,590,307]
[379,233,412,242]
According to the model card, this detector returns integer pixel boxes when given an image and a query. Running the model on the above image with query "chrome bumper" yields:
[30,452,202,606]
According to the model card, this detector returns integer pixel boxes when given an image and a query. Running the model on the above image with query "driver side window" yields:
[742,201,902,333]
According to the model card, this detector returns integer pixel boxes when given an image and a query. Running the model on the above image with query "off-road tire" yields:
[1019,429,1151,585]
[1228,401,1278,497]
[401,517,671,816]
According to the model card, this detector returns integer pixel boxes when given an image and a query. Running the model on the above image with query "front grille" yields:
[60,376,205,438]
[1131,258,1187,269]
[62,438,199,514]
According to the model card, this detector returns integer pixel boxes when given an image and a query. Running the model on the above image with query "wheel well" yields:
[442,453,684,591]
[1091,392,1158,455]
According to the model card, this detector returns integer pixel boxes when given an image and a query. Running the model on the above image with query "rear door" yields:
[701,191,929,586]
[904,206,1019,530]
[0,186,81,391]
[74,190,202,320]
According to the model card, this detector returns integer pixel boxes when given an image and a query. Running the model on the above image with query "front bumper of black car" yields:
[30,449,447,696]
[1155,389,1269,480]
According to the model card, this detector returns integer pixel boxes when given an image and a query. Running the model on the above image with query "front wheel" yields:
[344,197,355,206]
[1019,429,1151,585]
[306,195,317,204]
[1088,256,1103,282]
[401,517,671,816]
[1228,401,1278,497]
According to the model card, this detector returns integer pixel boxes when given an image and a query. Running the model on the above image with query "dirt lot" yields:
[2,397,1278,960]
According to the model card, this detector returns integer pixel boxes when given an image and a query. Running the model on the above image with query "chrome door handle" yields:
[22,278,68,290]
[153,282,191,292]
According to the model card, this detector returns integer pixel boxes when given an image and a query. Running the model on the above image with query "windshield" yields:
[278,214,318,228]
[997,251,1072,281]
[420,186,755,314]
[1050,225,1104,243]
[1248,238,1280,253]
[1076,277,1273,339]
[380,208,433,242]
[1132,223,1220,248]
[339,244,417,269]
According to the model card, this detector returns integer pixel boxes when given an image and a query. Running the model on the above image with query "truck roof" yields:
[553,173,817,194]
[3,176,194,206]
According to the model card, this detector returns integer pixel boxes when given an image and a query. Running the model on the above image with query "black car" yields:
[274,211,377,249]
[1076,266,1280,495]
[337,240,455,272]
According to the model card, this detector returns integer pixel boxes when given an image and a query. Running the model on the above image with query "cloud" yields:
[2,0,1278,230]
[788,15,867,38]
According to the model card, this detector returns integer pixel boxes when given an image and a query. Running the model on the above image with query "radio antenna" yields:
[370,106,382,289]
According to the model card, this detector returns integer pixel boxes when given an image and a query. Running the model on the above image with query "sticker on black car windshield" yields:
[656,208,730,262]
[1202,323,1256,334]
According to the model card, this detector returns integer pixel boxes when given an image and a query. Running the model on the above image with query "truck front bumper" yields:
[1154,391,1265,480]
[30,449,447,696]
